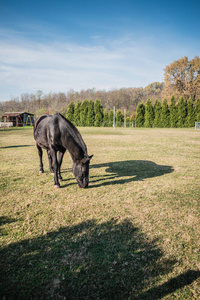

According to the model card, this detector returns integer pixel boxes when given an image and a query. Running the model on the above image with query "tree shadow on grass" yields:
[0,216,17,236]
[0,216,16,226]
[0,145,34,149]
[1,218,198,299]
[89,160,174,187]
[135,270,200,300]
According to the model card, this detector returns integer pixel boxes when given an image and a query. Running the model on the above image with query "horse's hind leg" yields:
[47,150,54,174]
[37,144,44,173]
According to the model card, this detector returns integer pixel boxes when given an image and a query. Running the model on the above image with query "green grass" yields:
[0,127,200,299]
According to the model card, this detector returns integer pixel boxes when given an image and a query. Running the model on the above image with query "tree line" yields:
[136,96,200,128]
[63,96,200,128]
[0,84,164,118]
[64,99,134,127]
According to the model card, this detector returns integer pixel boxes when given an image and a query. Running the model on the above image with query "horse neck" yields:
[63,135,84,162]
[62,117,88,154]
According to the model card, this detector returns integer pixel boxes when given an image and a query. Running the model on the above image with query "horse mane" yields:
[56,113,88,155]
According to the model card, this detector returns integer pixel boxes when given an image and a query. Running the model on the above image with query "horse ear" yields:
[81,155,93,163]
[89,155,93,160]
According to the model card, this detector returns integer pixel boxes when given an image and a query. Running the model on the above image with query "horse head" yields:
[73,155,93,188]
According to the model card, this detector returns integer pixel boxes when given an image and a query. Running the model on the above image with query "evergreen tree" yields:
[186,98,195,127]
[74,100,81,126]
[87,99,95,126]
[116,110,124,127]
[177,97,187,127]
[126,117,130,127]
[136,103,145,127]
[169,96,178,128]
[144,98,154,127]
[80,99,89,127]
[130,115,135,127]
[153,99,162,127]
[161,99,170,127]
[66,101,75,122]
[103,108,109,127]
[94,99,103,127]
[108,109,114,127]
[194,98,200,121]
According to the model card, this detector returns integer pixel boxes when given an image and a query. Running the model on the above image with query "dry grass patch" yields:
[0,127,200,299]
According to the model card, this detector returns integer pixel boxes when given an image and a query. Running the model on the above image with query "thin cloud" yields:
[0,29,173,100]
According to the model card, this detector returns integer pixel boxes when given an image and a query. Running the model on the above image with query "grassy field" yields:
[0,126,200,299]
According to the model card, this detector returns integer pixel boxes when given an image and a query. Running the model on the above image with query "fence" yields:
[0,122,13,128]
[114,121,135,128]
[101,121,135,128]
[195,122,200,130]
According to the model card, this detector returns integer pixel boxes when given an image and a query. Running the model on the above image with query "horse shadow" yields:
[89,160,174,187]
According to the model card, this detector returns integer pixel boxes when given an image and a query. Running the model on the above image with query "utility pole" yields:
[113,106,115,129]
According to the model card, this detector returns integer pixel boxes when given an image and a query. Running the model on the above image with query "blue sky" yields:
[0,0,200,101]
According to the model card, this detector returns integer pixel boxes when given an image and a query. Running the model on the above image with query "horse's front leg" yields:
[37,144,44,173]
[57,150,66,181]
[47,150,54,174]
[50,147,60,188]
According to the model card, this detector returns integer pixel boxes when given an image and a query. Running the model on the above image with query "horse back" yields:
[34,114,52,134]
[34,113,87,155]
[34,114,66,151]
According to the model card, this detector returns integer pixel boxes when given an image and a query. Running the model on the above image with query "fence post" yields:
[195,122,200,130]
[124,109,126,128]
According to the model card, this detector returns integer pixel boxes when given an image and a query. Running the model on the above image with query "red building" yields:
[2,112,34,127]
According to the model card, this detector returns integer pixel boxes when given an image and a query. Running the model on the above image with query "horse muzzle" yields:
[77,179,89,188]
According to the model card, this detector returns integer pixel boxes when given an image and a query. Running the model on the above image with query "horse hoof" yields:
[51,173,54,176]
[54,185,60,189]
[39,170,44,174]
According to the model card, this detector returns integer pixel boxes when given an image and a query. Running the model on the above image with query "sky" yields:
[0,0,200,102]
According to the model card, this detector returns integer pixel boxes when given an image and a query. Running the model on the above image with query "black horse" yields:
[34,113,93,188]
